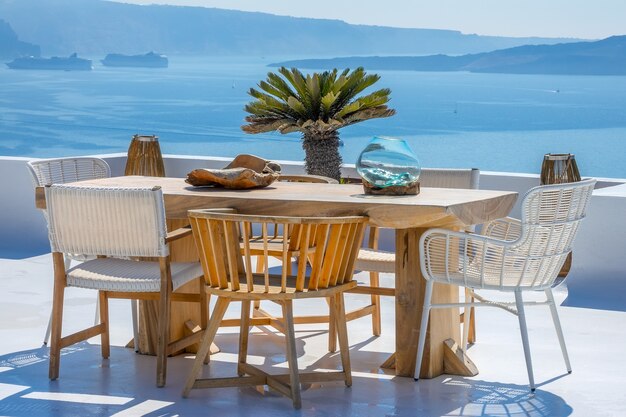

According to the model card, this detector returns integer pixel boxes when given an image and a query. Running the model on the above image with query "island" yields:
[5,53,92,71]
[101,52,168,68]
[271,35,626,76]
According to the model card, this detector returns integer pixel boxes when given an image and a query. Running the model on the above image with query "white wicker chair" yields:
[45,184,205,387]
[414,179,596,391]
[27,157,111,186]
[350,168,480,340]
[26,157,142,350]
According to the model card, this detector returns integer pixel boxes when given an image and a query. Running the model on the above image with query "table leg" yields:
[394,227,461,378]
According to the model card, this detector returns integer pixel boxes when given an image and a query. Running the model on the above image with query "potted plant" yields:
[242,67,395,181]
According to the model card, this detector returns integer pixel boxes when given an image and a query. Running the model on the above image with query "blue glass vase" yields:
[356,136,421,194]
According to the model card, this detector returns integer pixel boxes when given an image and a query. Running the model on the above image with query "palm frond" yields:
[242,66,394,135]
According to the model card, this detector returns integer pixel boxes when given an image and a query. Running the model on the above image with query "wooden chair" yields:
[26,157,144,349]
[349,168,480,343]
[183,209,367,409]
[415,179,596,390]
[45,184,206,387]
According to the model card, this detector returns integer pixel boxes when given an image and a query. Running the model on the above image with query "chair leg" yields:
[156,259,173,388]
[333,293,352,387]
[44,254,73,346]
[99,291,110,359]
[49,252,66,380]
[282,300,302,409]
[370,271,382,337]
[183,297,231,398]
[253,257,265,310]
[514,290,536,391]
[462,288,471,353]
[327,297,337,353]
[468,301,477,344]
[414,280,434,380]
[43,311,53,346]
[200,282,210,364]
[545,288,572,373]
[238,300,251,376]
[131,300,139,353]
[94,294,100,326]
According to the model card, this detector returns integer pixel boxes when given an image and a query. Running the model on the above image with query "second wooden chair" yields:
[183,209,367,409]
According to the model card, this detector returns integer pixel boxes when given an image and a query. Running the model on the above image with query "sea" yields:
[2,55,626,178]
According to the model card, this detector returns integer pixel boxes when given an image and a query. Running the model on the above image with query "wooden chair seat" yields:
[205,274,357,300]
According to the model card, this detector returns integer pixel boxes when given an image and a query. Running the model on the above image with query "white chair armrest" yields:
[419,228,518,287]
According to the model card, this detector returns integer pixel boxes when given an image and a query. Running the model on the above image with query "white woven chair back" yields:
[420,179,595,291]
[419,168,479,189]
[27,157,111,186]
[506,178,596,287]
[45,185,168,258]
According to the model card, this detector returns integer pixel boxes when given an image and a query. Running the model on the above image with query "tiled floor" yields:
[1,254,625,416]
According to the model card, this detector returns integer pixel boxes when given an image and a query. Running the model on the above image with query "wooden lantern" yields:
[540,153,581,279]
[125,134,165,177]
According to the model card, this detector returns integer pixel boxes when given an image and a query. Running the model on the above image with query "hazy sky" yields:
[116,0,625,39]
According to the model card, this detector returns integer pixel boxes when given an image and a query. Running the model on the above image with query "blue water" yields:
[2,56,626,178]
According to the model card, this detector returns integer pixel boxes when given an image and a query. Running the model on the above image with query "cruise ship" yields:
[5,53,93,70]
[101,51,168,68]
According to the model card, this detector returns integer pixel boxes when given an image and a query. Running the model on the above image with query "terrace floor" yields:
[1,254,625,416]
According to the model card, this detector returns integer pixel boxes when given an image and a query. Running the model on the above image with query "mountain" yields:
[273,35,626,76]
[0,19,40,59]
[0,0,582,56]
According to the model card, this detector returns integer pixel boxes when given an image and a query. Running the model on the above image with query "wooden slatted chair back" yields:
[188,210,367,296]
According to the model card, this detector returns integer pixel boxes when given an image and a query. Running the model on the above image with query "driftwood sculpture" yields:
[186,154,281,189]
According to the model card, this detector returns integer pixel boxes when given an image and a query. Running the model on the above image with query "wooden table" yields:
[37,176,517,378]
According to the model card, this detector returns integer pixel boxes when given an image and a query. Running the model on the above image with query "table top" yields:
[36,176,518,229]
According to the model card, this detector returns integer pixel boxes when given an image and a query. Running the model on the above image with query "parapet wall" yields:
[1,154,624,309]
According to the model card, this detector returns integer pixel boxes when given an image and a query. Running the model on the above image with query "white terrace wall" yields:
[1,154,624,309]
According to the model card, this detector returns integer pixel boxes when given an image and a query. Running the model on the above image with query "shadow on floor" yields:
[0,340,572,417]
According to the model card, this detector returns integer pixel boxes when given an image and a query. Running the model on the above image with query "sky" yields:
[116,0,626,39]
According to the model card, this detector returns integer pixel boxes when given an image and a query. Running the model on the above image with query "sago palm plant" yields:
[242,67,395,180]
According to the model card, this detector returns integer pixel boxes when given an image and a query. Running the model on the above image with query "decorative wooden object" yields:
[362,179,420,196]
[225,153,281,173]
[186,154,281,189]
[125,135,165,177]
[540,153,581,278]
[186,167,279,189]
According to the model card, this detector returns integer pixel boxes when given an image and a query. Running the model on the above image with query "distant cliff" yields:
[0,19,40,59]
[0,0,581,56]
[274,35,626,76]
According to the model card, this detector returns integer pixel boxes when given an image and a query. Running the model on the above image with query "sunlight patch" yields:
[110,400,173,417]
[0,383,29,401]
[314,368,395,380]
[212,352,265,366]
[22,391,133,405]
